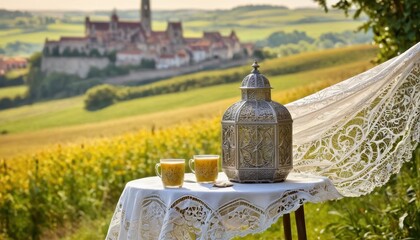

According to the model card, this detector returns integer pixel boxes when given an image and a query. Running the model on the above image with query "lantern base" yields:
[223,167,292,183]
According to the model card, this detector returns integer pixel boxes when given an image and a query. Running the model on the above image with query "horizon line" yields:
[0,4,322,12]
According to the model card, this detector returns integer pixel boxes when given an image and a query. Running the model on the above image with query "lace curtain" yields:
[287,42,420,197]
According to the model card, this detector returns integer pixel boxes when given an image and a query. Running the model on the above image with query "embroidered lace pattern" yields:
[287,43,420,197]
[106,173,340,240]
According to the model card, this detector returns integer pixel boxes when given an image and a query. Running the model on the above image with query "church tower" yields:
[141,0,152,36]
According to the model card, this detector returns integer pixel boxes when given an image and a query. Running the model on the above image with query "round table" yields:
[106,172,341,240]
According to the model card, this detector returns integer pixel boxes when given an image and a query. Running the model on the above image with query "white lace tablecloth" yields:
[106,172,341,240]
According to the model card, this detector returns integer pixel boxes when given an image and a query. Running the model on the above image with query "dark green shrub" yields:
[0,97,13,109]
[84,84,119,110]
[140,59,155,69]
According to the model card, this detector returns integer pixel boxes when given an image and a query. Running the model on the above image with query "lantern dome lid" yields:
[240,61,271,89]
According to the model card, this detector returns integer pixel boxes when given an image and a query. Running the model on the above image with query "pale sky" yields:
[0,0,320,11]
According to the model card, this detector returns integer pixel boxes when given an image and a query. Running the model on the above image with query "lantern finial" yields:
[251,60,260,73]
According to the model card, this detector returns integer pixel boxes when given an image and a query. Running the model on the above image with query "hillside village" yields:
[0,56,27,76]
[41,0,252,78]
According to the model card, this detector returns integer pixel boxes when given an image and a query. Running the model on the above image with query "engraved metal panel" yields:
[238,125,275,169]
[222,124,236,168]
[278,124,293,167]
[222,101,243,121]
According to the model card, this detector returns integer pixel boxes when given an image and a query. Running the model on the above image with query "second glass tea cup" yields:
[189,155,219,183]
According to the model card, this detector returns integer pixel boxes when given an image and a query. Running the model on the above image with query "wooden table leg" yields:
[283,213,292,240]
[295,205,307,240]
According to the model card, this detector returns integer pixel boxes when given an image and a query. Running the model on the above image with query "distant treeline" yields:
[256,30,373,58]
[0,9,32,19]
[0,70,28,109]
[0,73,25,87]
[0,41,42,57]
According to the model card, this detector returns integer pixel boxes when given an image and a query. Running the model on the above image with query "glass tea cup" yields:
[155,159,185,188]
[189,155,219,183]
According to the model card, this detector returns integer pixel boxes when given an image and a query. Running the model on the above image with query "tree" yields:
[314,0,420,62]
[52,46,60,57]
[107,51,117,63]
[29,52,42,68]
[89,49,101,57]
[140,59,156,69]
[256,30,314,48]
[26,52,44,99]
[84,84,118,110]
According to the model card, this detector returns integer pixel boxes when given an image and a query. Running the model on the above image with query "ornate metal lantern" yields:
[221,61,293,183]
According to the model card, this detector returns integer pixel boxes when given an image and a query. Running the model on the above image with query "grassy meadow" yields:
[0,85,28,98]
[0,23,84,47]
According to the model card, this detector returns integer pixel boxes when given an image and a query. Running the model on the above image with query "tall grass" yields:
[0,119,220,239]
[325,146,420,239]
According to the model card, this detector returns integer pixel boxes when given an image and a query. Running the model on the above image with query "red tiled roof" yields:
[2,57,27,63]
[159,54,175,59]
[118,21,141,29]
[87,19,146,39]
[189,39,212,47]
[222,36,235,44]
[151,31,167,37]
[177,49,188,57]
[203,32,223,41]
[118,48,142,55]
[87,21,109,31]
[189,45,209,51]
[60,37,88,42]
[184,38,201,44]
[148,31,169,43]
[212,41,228,49]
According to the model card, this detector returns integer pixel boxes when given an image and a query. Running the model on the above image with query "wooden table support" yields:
[295,205,307,240]
[283,213,292,240]
[282,205,307,240]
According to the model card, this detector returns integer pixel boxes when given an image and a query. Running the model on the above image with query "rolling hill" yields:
[0,45,376,158]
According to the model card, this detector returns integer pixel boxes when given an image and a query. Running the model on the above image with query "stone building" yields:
[42,0,249,77]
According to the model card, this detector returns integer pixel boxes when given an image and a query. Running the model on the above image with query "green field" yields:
[0,23,84,47]
[0,45,376,158]
[0,85,28,98]
[0,46,375,134]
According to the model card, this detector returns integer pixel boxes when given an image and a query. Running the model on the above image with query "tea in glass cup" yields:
[155,159,185,188]
[189,155,219,183]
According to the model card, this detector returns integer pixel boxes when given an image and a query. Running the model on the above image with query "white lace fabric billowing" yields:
[106,173,341,240]
[287,42,420,197]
